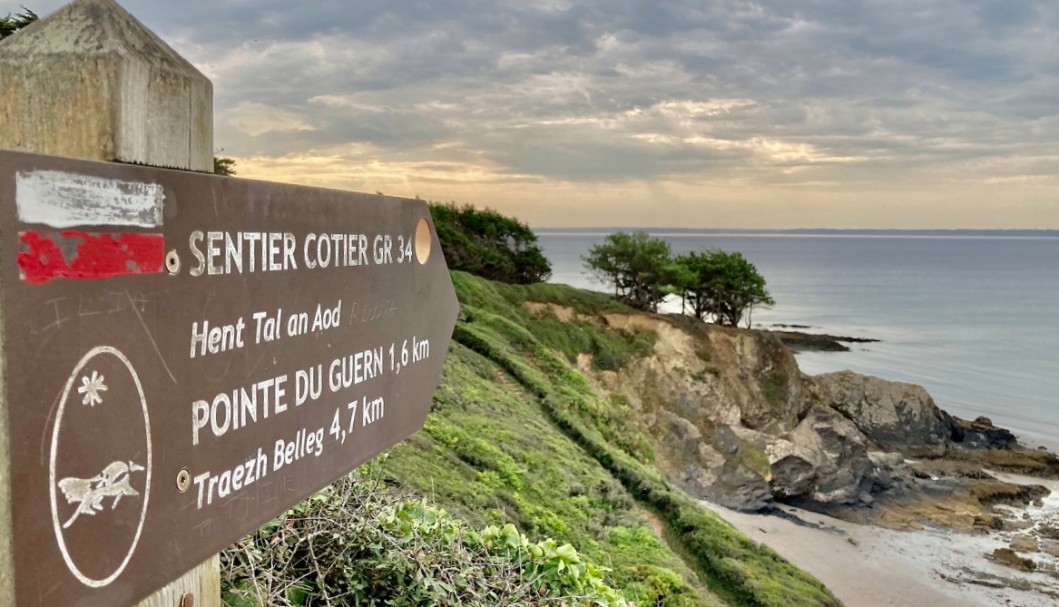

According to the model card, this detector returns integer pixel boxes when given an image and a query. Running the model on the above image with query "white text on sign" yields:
[187,231,417,276]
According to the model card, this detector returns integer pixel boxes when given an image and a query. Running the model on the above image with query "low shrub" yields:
[221,464,628,607]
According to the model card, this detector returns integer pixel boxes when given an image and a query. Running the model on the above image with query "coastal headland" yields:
[405,272,1059,606]
[234,271,1055,606]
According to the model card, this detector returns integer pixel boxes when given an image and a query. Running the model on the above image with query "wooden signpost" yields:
[0,1,459,606]
[0,151,458,606]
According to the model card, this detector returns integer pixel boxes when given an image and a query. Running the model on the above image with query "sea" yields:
[536,229,1059,452]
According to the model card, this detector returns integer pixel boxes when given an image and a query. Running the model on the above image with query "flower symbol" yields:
[77,370,108,407]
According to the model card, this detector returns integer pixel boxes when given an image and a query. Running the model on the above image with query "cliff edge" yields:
[524,290,1057,531]
[382,273,1057,606]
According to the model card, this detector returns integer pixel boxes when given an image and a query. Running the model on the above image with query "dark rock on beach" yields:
[951,416,1019,449]
[990,548,1037,572]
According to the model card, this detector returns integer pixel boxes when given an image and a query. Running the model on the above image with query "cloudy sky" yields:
[6,0,1059,228]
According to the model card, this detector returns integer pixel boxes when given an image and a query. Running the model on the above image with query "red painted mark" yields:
[18,230,165,284]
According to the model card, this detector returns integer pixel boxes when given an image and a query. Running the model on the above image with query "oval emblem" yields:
[49,346,152,588]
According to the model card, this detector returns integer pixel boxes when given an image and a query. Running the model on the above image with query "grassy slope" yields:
[385,272,841,607]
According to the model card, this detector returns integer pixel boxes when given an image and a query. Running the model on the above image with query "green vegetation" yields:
[222,463,628,607]
[385,272,841,607]
[513,309,655,371]
[384,276,715,605]
[220,271,837,605]
[214,156,237,176]
[583,231,774,326]
[676,250,774,327]
[583,231,684,312]
[759,371,790,410]
[221,266,831,605]
[430,202,551,284]
[0,7,37,40]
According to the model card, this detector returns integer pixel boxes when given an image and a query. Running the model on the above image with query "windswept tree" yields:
[429,202,551,284]
[676,249,774,327]
[583,231,682,312]
[0,7,37,41]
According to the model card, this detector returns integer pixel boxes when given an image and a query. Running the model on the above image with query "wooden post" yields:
[0,0,220,605]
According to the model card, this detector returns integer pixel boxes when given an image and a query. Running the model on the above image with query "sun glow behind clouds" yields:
[21,0,1055,228]
[236,144,542,193]
[225,102,317,137]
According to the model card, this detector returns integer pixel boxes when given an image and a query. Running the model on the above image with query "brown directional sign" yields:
[0,149,459,606]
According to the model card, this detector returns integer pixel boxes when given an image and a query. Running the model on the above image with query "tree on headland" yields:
[429,202,551,284]
[676,249,774,327]
[584,231,774,323]
[0,7,37,41]
[583,231,683,312]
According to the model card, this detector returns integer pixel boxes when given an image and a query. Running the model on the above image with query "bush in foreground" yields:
[221,462,627,607]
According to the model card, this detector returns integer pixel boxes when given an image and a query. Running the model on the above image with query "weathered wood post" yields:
[0,0,219,605]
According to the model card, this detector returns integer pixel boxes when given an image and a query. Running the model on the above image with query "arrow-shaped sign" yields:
[0,149,459,606]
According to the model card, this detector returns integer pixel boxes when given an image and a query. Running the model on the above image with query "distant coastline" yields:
[535,227,1059,239]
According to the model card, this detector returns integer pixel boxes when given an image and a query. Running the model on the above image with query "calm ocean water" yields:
[537,231,1059,451]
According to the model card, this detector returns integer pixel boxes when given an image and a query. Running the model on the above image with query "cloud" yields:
[224,101,316,137]
[4,0,1058,227]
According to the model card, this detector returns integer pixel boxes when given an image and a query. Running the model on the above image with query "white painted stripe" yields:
[16,170,164,228]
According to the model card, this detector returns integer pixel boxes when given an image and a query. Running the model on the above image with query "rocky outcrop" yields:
[864,451,917,497]
[809,371,954,448]
[580,313,932,511]
[527,302,1055,520]
[705,325,810,433]
[990,548,1037,572]
[765,329,880,352]
[768,406,874,506]
[951,416,1019,449]
[659,411,774,510]
[572,313,892,511]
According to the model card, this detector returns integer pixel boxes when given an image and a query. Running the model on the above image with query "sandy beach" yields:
[702,486,1059,607]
